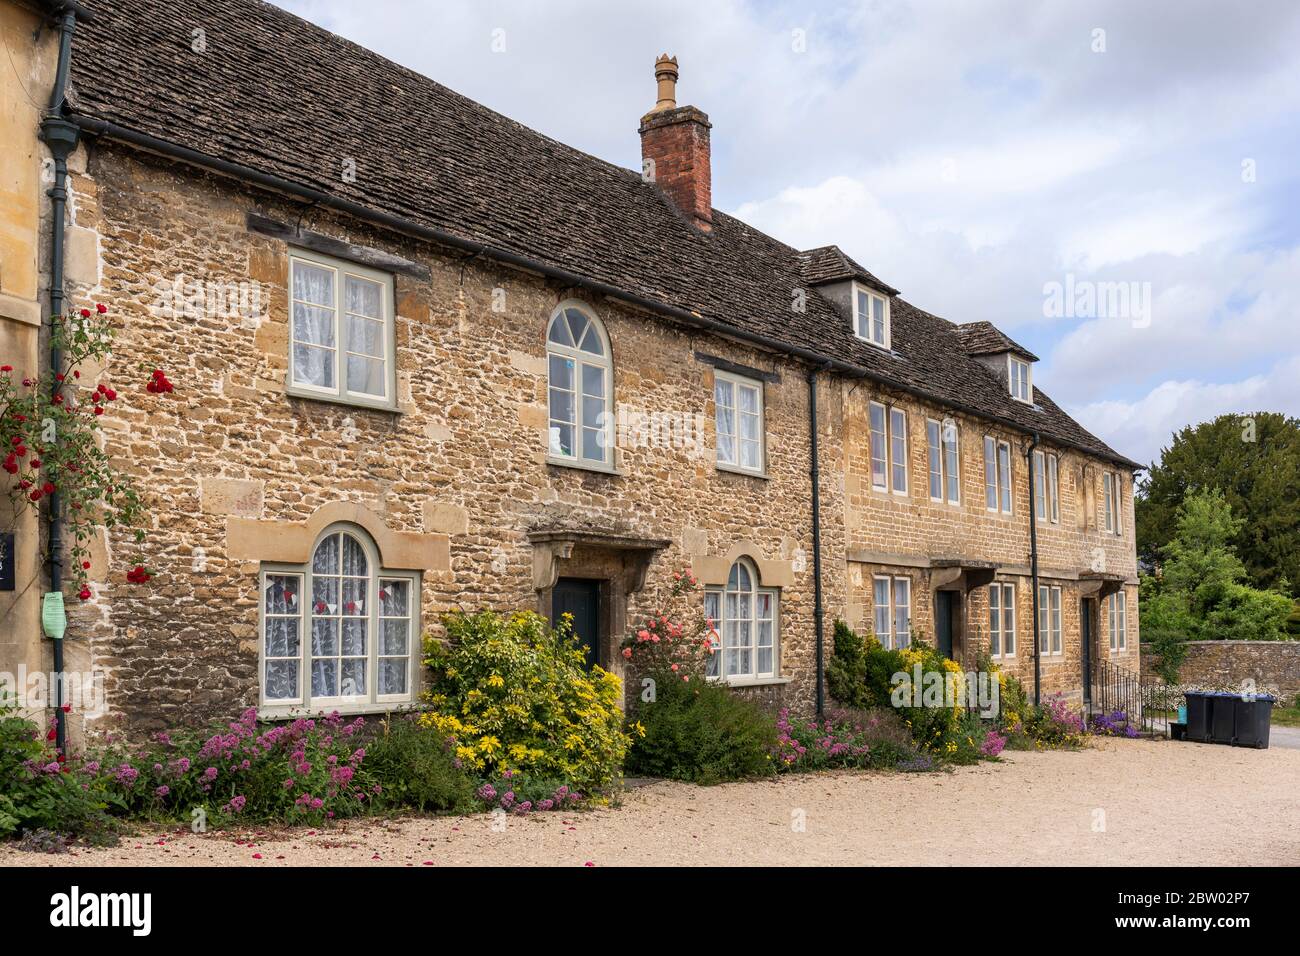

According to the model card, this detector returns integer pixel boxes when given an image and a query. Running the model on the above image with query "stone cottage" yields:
[0,0,1140,738]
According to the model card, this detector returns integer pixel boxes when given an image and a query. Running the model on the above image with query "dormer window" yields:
[853,283,890,349]
[1008,356,1032,403]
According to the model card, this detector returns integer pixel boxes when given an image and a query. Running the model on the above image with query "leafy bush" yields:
[1013,694,1088,749]
[0,697,116,845]
[619,569,715,680]
[774,706,922,772]
[360,715,474,813]
[421,610,629,796]
[472,769,584,815]
[625,675,776,784]
[90,709,397,825]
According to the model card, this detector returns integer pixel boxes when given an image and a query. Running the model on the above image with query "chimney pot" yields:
[639,55,713,232]
[652,54,679,112]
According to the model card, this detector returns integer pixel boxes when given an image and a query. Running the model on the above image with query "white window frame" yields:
[889,406,908,496]
[713,370,765,475]
[1037,585,1062,656]
[1109,591,1127,651]
[852,282,891,350]
[259,524,419,716]
[870,401,908,495]
[984,436,1013,514]
[988,582,1016,658]
[704,558,779,683]
[1033,450,1059,524]
[288,249,397,410]
[872,574,912,650]
[1048,453,1059,523]
[1008,355,1032,404]
[546,300,614,469]
[1103,471,1123,536]
[927,417,961,505]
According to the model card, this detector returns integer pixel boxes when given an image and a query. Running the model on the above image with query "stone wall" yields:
[1141,641,1300,704]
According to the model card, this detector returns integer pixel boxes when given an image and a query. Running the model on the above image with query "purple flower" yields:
[155,785,170,797]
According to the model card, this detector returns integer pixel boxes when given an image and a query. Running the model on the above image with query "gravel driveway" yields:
[4,737,1297,867]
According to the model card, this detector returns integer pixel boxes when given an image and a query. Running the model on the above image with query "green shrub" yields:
[0,697,117,845]
[774,705,924,771]
[422,610,629,796]
[362,715,474,813]
[626,674,777,784]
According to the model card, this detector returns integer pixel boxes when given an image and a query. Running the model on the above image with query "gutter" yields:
[1026,433,1041,707]
[807,367,828,717]
[67,114,1142,474]
[38,3,87,756]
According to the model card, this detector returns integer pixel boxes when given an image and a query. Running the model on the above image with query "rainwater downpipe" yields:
[38,5,84,755]
[808,366,828,718]
[1026,432,1042,707]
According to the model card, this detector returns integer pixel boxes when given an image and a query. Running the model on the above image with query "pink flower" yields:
[621,648,633,660]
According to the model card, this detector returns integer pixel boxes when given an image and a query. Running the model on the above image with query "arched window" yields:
[546,302,612,466]
[260,525,418,711]
[703,558,779,681]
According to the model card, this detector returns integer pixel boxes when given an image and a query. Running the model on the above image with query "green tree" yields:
[1141,491,1292,681]
[1136,412,1300,596]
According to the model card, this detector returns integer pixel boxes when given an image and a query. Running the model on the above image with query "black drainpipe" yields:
[1026,432,1041,707]
[39,5,84,755]
[808,367,827,717]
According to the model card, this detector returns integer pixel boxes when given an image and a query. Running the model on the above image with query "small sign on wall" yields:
[0,533,14,591]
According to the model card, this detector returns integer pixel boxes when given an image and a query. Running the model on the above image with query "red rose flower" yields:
[78,587,91,600]
[41,482,54,495]
[82,560,91,570]
[79,309,90,318]
[95,303,107,314]
[0,365,10,372]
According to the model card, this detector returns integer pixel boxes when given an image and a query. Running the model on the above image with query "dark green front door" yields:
[552,578,601,669]
[935,591,956,660]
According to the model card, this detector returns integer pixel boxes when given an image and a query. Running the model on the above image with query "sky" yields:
[275,0,1300,468]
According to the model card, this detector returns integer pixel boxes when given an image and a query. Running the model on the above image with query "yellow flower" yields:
[487,674,505,688]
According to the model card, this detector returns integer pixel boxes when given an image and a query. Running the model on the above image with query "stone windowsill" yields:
[257,701,421,722]
[715,675,792,689]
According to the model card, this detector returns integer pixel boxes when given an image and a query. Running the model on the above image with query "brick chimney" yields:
[639,55,713,232]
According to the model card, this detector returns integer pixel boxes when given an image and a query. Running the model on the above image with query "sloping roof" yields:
[955,321,1040,362]
[798,246,899,296]
[61,0,1138,469]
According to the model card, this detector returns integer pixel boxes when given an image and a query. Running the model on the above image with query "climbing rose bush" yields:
[0,304,170,597]
[619,569,715,682]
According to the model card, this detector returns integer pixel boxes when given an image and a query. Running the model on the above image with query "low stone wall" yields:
[1141,640,1300,704]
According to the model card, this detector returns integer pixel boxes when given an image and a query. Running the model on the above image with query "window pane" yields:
[1048,455,1059,521]
[342,535,368,576]
[870,404,887,488]
[549,354,573,391]
[346,355,386,396]
[265,617,300,658]
[716,431,735,466]
[984,438,997,509]
[380,619,409,656]
[740,438,761,470]
[341,618,366,656]
[1002,587,1015,654]
[379,579,408,616]
[927,421,942,498]
[293,343,335,388]
[893,578,910,646]
[1034,451,1046,519]
[738,383,759,414]
[549,387,575,425]
[293,261,334,306]
[549,423,574,458]
[856,289,870,338]
[739,409,760,441]
[581,363,605,399]
[311,616,338,655]
[344,274,381,318]
[345,314,384,357]
[565,309,588,347]
[757,647,773,676]
[293,303,336,347]
[340,658,366,696]
[998,444,1012,513]
[265,660,298,701]
[313,534,339,574]
[944,425,960,503]
[872,296,885,343]
[890,408,907,492]
[379,658,407,696]
[264,575,299,615]
[582,395,605,431]
[577,322,603,355]
[582,425,605,462]
[874,578,890,647]
[311,658,337,697]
